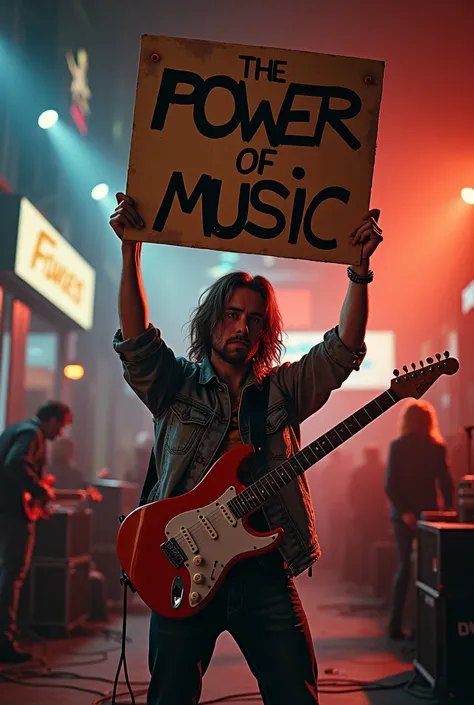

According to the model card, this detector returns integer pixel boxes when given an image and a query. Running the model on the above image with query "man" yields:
[0,401,72,662]
[344,446,389,585]
[385,400,453,639]
[47,437,85,490]
[110,192,383,705]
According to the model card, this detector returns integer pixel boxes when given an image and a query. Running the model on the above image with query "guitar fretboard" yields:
[228,388,398,520]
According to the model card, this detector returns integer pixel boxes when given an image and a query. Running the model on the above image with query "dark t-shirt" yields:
[385,434,454,521]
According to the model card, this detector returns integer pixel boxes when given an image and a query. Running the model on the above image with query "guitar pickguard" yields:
[164,486,279,610]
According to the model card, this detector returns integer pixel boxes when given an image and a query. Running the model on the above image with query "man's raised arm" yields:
[120,241,148,339]
[274,209,383,423]
[338,208,383,353]
[110,192,148,339]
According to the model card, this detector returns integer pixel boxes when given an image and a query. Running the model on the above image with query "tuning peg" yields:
[435,353,441,361]
[393,369,400,377]
[426,357,434,364]
[403,365,409,374]
[419,360,424,367]
[444,351,449,358]
[411,362,416,371]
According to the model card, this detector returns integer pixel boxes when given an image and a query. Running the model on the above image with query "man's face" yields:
[211,287,266,366]
[44,413,73,441]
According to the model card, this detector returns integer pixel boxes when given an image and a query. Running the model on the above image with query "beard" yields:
[212,340,253,366]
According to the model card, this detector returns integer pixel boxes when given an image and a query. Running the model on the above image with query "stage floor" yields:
[0,566,446,705]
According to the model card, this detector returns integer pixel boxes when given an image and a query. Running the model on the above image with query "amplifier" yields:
[33,509,92,560]
[415,583,474,697]
[417,521,474,595]
[420,511,457,522]
[92,480,138,546]
[19,555,90,633]
[92,545,124,602]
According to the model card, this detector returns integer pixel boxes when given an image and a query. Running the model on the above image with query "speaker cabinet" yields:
[92,480,138,546]
[415,583,474,698]
[33,509,92,560]
[417,521,474,595]
[19,556,90,632]
[92,545,123,602]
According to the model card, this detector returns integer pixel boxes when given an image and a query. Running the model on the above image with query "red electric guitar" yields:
[23,474,103,522]
[117,353,459,619]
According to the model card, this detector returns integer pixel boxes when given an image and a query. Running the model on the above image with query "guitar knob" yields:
[193,573,203,584]
[403,365,409,374]
[444,351,449,358]
[193,555,203,566]
[435,353,441,361]
[426,357,434,364]
[190,591,201,604]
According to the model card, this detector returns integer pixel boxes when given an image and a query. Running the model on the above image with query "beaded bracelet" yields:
[347,266,374,284]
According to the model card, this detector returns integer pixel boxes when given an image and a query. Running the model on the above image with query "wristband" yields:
[347,266,374,284]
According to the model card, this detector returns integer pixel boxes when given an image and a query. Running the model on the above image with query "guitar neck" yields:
[53,490,86,502]
[228,388,399,519]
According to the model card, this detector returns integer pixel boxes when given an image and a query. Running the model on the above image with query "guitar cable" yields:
[0,525,452,704]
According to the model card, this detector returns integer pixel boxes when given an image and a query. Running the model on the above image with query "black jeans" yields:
[0,514,35,646]
[147,554,319,705]
[389,520,415,631]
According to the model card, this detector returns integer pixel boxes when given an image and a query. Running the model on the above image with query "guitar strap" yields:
[247,374,271,473]
[247,376,314,577]
[140,375,271,507]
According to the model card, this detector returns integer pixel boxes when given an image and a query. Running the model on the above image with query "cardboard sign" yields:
[124,35,384,265]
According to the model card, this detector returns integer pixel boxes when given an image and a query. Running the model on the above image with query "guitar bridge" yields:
[160,537,187,568]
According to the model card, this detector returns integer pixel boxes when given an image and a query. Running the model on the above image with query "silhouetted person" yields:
[344,446,388,585]
[385,401,453,639]
[0,401,72,662]
[47,437,86,490]
[312,450,352,574]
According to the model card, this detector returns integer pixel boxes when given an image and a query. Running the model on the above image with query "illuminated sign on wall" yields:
[14,198,96,330]
[462,279,474,315]
[66,49,91,135]
[282,330,396,390]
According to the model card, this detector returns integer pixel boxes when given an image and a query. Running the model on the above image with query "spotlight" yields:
[38,110,58,129]
[64,363,84,380]
[461,187,474,205]
[91,183,109,201]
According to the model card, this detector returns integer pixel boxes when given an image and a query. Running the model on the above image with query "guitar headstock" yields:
[390,351,459,400]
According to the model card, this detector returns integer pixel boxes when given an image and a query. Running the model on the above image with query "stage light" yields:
[38,110,58,129]
[461,187,474,205]
[91,183,109,200]
[64,363,84,380]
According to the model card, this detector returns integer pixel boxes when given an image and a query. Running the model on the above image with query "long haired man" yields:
[110,193,383,705]
[385,400,454,638]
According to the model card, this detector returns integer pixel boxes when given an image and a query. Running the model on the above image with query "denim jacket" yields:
[113,325,365,577]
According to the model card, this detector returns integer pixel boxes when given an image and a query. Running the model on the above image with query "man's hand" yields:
[44,485,56,502]
[349,208,383,264]
[109,193,145,240]
[401,512,417,530]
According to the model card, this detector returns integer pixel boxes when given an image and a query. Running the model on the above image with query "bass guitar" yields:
[23,474,103,521]
[117,353,459,619]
